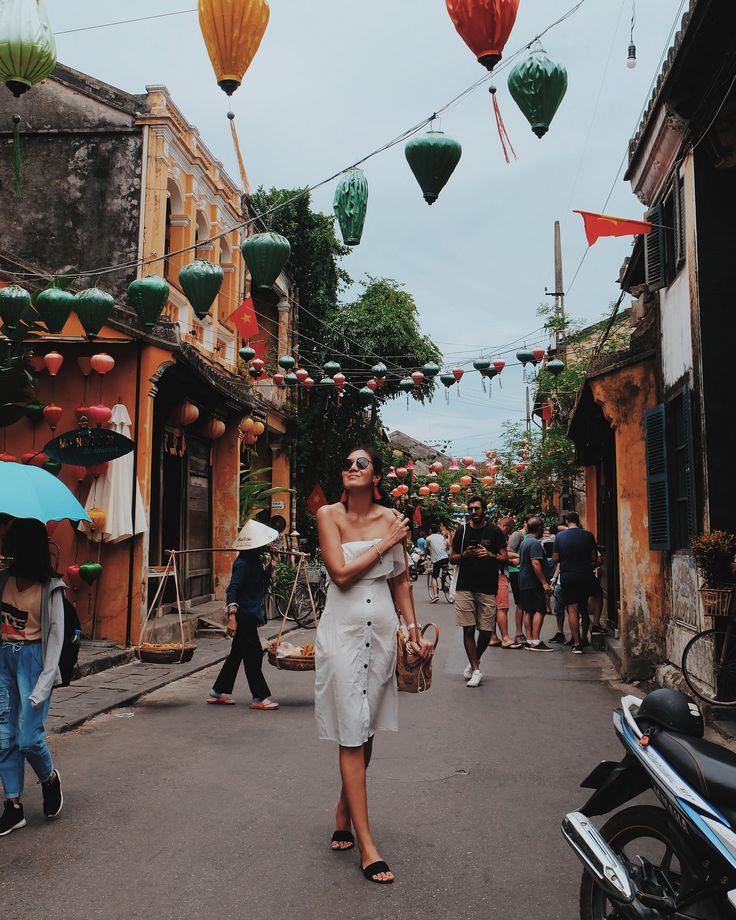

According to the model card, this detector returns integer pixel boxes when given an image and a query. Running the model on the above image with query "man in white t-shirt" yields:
[425,524,450,603]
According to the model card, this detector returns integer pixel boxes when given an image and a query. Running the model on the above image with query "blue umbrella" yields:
[0,463,92,523]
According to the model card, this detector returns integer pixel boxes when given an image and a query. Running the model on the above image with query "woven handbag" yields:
[396,622,440,693]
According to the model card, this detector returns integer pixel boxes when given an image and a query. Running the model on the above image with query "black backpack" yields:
[59,595,81,687]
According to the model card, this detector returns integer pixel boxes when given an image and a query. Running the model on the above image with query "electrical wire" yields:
[56,9,197,36]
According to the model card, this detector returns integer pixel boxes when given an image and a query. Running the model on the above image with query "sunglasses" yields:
[342,457,372,472]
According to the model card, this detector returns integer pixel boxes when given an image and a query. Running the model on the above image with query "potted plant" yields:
[691,530,736,617]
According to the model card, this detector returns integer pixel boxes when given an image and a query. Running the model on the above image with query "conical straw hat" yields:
[233,519,280,551]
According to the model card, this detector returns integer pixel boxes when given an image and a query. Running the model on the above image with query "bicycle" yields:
[426,562,454,603]
[265,563,319,630]
[682,597,736,705]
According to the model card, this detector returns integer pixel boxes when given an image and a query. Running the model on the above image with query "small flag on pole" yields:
[228,296,259,340]
[573,210,653,246]
[307,484,328,515]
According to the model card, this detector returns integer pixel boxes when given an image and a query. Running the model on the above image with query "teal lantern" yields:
[284,372,298,387]
[318,376,336,389]
[473,357,491,374]
[0,283,30,329]
[74,288,115,338]
[179,260,224,320]
[278,355,296,372]
[24,399,44,422]
[546,358,565,376]
[422,361,440,379]
[323,361,341,378]
[333,168,369,246]
[507,49,568,139]
[240,231,291,290]
[440,373,456,388]
[239,345,256,363]
[404,130,462,205]
[127,275,170,329]
[34,288,73,334]
[0,0,57,98]
[358,387,374,406]
[516,349,533,366]
[371,362,387,379]
[398,377,414,393]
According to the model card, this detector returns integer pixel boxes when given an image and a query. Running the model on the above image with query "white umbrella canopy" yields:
[79,404,147,543]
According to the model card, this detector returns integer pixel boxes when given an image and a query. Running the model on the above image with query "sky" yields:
[48,0,686,459]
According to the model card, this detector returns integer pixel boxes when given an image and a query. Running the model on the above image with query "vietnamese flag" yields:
[574,210,653,246]
[307,484,329,515]
[228,296,259,340]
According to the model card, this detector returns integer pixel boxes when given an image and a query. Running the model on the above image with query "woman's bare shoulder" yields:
[316,502,346,523]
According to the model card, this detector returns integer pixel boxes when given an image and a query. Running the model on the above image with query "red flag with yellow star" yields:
[574,210,653,246]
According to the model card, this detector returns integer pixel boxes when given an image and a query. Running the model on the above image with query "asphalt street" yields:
[3,596,627,920]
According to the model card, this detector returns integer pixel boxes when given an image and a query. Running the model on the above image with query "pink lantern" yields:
[272,373,285,386]
[90,353,115,375]
[87,404,113,427]
[387,467,398,480]
[303,377,315,389]
[295,368,309,384]
[66,565,82,591]
[395,467,408,480]
[43,404,63,432]
[428,481,440,494]
[333,372,346,391]
[88,462,109,478]
[76,357,93,377]
[449,457,460,472]
[411,370,425,387]
[44,351,64,376]
[531,347,545,364]
[418,486,430,496]
[406,458,415,472]
[451,367,464,382]
[492,359,505,374]
[430,461,443,474]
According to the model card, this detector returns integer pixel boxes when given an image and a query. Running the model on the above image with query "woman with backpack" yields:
[0,518,65,836]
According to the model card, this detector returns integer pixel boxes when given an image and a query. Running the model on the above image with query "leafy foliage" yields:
[691,531,736,587]
[239,467,293,525]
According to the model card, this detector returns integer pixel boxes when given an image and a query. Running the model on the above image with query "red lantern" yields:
[76,357,93,377]
[333,372,346,391]
[252,358,265,373]
[411,370,424,387]
[27,354,46,373]
[0,453,17,462]
[445,0,520,71]
[531,347,546,364]
[460,474,473,486]
[430,461,443,474]
[22,451,48,467]
[43,404,63,432]
[450,483,462,494]
[87,404,113,427]
[395,467,408,480]
[169,401,199,428]
[492,359,505,374]
[203,418,226,441]
[515,463,526,473]
[418,486,430,496]
[88,462,109,478]
[452,367,464,382]
[66,564,82,591]
[428,482,441,494]
[44,351,64,376]
[366,378,378,391]
[90,353,115,375]
[303,377,315,389]
[272,373,285,386]
[75,404,91,422]
[295,368,309,384]
[390,487,400,498]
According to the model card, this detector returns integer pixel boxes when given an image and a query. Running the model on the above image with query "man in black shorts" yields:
[552,512,603,655]
[517,516,554,651]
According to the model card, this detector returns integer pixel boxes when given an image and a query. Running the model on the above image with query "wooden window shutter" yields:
[644,203,667,291]
[674,174,686,266]
[645,404,671,550]
[680,386,698,540]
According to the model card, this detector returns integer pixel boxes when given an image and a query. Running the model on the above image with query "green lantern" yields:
[507,49,568,139]
[473,358,491,374]
[358,386,374,405]
[333,168,369,246]
[127,274,170,329]
[239,345,256,363]
[74,288,115,338]
[179,260,224,320]
[404,130,462,205]
[284,372,298,387]
[79,561,103,585]
[0,283,30,329]
[318,376,335,389]
[24,399,44,422]
[422,361,440,379]
[398,377,414,393]
[516,349,533,366]
[43,457,61,477]
[371,362,387,379]
[546,358,565,376]
[0,0,57,98]
[34,288,73,334]
[240,231,291,290]
[440,373,456,388]
[323,361,341,378]
[278,355,296,372]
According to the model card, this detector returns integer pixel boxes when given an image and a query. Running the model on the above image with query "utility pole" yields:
[525,385,531,434]
[553,220,565,355]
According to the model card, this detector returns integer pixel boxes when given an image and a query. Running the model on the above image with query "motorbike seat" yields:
[651,730,736,810]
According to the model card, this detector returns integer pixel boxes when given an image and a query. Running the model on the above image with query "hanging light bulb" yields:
[627,43,637,69]
[627,1,637,69]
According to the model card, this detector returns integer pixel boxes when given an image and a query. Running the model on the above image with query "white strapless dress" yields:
[314,541,406,747]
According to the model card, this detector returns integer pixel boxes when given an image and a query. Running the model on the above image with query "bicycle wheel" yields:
[682,626,736,705]
[441,567,453,603]
[426,570,435,601]
[291,583,318,629]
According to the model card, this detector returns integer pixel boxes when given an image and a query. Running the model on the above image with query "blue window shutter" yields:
[644,203,667,291]
[645,404,671,550]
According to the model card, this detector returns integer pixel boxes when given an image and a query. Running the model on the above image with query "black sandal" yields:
[331,830,354,851]
[361,860,394,883]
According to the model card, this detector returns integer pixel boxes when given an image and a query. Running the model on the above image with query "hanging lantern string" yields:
[9,0,591,284]
[227,110,251,195]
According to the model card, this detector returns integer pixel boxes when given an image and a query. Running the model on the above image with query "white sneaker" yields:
[430,594,440,604]
[466,670,482,687]
[463,664,473,680]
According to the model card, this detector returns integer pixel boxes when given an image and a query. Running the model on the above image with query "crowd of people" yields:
[413,505,606,687]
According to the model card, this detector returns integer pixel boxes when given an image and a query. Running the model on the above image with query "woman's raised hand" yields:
[386,515,411,548]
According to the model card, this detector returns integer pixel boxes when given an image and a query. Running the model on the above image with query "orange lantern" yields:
[252,421,265,437]
[395,467,408,480]
[204,418,226,441]
[0,453,17,462]
[450,483,462,494]
[240,417,254,433]
[418,486,430,496]
[461,456,475,467]
[428,482,441,494]
[198,0,270,97]
[482,475,495,486]
[243,431,258,446]
[460,475,473,487]
[90,353,115,375]
[170,401,200,427]
[44,351,64,376]
[430,461,443,474]
[87,507,107,532]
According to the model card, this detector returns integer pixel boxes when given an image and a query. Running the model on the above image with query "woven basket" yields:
[699,587,735,618]
[267,648,315,671]
[305,566,323,585]
[134,643,197,664]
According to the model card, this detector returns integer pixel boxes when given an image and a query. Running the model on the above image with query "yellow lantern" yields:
[252,420,265,437]
[87,507,107,532]
[239,417,254,433]
[198,0,270,96]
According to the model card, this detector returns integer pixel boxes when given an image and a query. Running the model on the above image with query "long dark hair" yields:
[342,446,391,508]
[3,519,56,582]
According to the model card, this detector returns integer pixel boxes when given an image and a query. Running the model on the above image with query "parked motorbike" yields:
[408,550,428,582]
[562,689,736,919]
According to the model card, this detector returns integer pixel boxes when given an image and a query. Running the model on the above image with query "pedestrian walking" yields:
[0,519,64,836]
[315,447,434,884]
[552,512,603,655]
[207,520,280,710]
[450,496,508,686]
[425,523,449,602]
[517,516,555,652]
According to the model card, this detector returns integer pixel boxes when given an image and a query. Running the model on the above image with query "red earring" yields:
[341,490,348,503]
[373,484,381,501]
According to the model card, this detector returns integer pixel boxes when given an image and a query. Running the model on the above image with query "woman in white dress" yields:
[315,447,434,884]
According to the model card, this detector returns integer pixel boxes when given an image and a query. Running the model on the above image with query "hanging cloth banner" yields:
[573,210,653,246]
[228,296,259,340]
